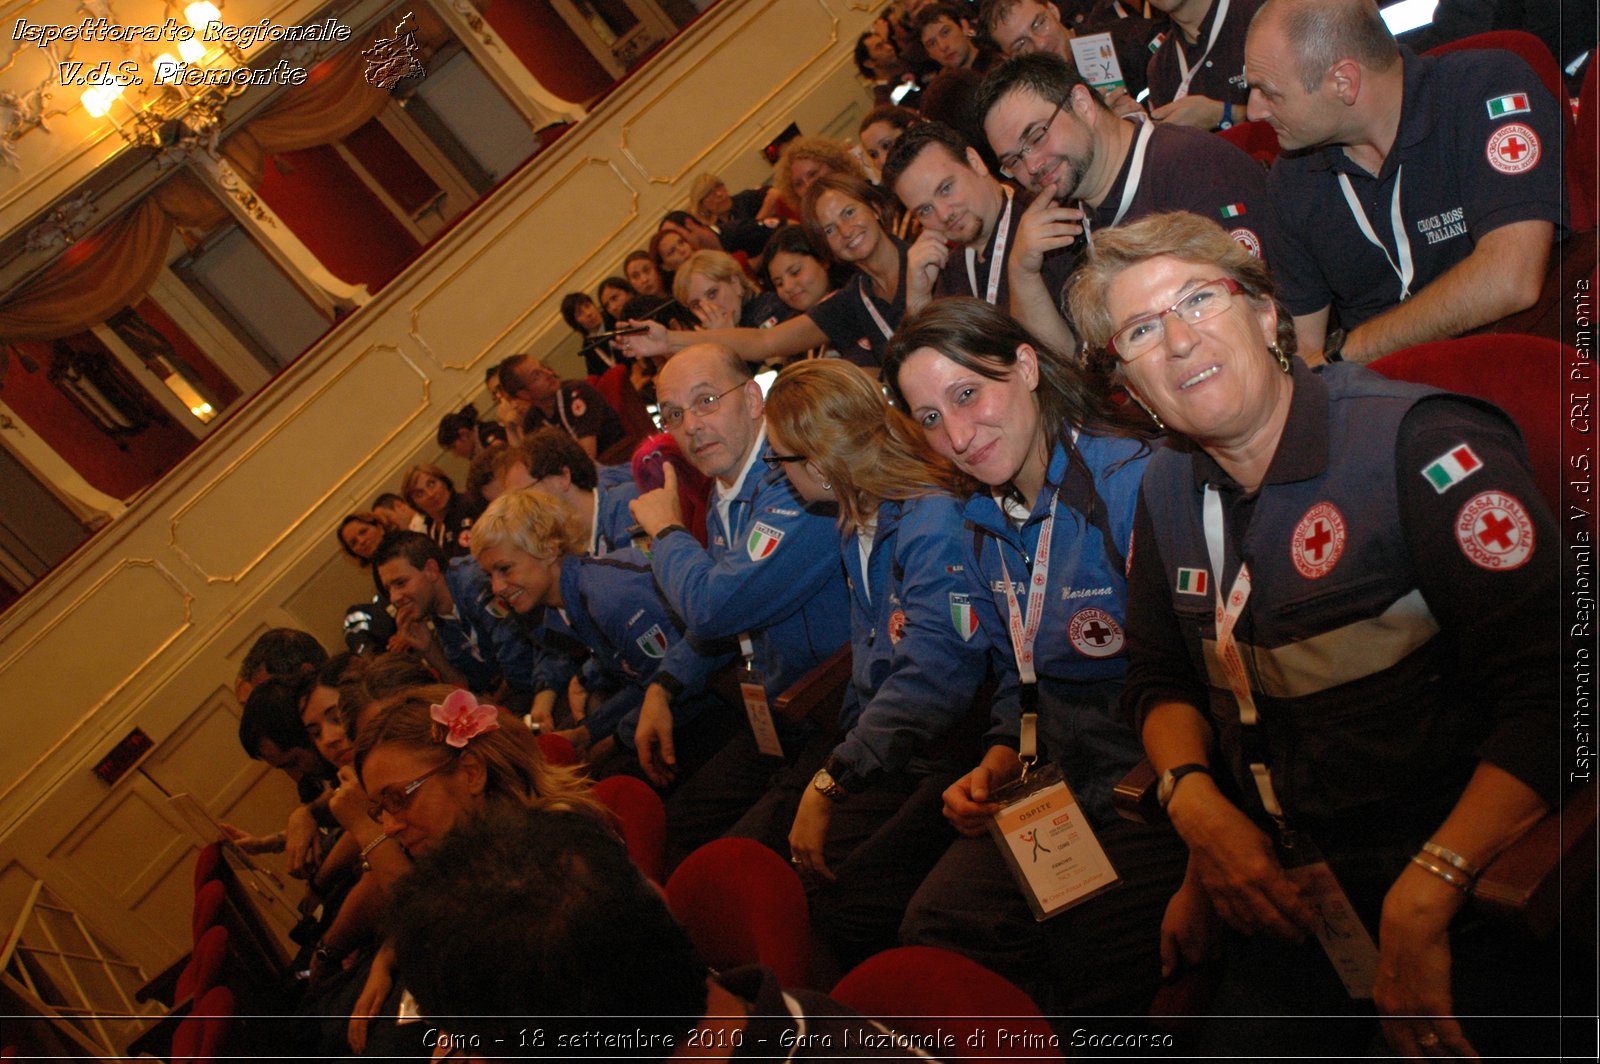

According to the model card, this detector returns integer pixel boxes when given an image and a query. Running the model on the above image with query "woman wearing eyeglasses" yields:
[339,685,603,1054]
[750,359,984,968]
[881,297,1186,1016]
[1067,212,1561,1057]
[623,173,909,370]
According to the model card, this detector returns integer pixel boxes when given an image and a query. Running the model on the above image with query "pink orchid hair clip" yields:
[430,689,502,748]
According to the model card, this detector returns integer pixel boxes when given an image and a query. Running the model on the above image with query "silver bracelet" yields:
[1409,853,1473,894]
[360,831,391,860]
[1421,841,1482,882]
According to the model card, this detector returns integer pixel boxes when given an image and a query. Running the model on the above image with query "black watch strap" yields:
[1159,762,1212,809]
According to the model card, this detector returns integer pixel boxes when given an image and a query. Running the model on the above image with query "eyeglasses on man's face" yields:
[997,95,1070,179]
[659,382,745,429]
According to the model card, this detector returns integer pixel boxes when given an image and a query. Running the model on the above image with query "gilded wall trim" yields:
[167,344,431,583]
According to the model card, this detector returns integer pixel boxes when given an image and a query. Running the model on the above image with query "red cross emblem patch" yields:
[1291,502,1346,579]
[1486,123,1540,175]
[1455,491,1535,570]
[1068,607,1124,658]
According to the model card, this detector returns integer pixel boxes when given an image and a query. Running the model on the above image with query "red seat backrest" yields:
[176,924,229,1002]
[172,985,234,1064]
[190,879,226,944]
[1217,119,1281,165]
[591,775,667,884]
[1368,333,1567,514]
[665,837,810,987]
[192,842,223,894]
[832,946,1063,1061]
[535,732,578,767]
[1575,45,1598,230]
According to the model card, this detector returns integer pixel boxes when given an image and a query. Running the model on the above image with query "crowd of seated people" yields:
[214,1,1585,1057]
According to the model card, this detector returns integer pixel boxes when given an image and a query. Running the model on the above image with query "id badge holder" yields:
[739,662,785,759]
[987,758,1120,922]
[1276,827,1379,999]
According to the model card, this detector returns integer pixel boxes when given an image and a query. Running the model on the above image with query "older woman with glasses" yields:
[1067,211,1562,1058]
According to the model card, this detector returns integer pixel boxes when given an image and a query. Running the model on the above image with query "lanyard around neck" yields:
[1173,0,1231,101]
[998,493,1057,767]
[1202,485,1284,819]
[858,281,895,341]
[965,186,1015,305]
[1101,118,1156,229]
[1337,166,1413,303]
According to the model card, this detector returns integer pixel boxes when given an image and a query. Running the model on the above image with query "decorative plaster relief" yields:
[407,157,639,370]
[0,559,192,806]
[168,343,429,582]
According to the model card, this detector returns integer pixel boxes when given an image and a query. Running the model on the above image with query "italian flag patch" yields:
[1421,444,1483,494]
[746,521,785,560]
[949,593,979,641]
[1219,203,1245,219]
[636,624,668,659]
[1175,567,1208,596]
[1485,93,1530,119]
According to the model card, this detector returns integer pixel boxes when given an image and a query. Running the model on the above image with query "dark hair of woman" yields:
[882,297,1152,501]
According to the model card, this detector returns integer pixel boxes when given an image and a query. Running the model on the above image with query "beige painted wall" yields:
[0,0,879,975]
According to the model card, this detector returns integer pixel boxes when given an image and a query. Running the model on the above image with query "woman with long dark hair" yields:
[879,297,1185,1016]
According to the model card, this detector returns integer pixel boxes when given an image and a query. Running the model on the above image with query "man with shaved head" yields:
[1245,0,1564,363]
[630,345,849,868]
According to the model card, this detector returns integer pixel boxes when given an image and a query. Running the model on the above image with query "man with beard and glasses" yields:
[975,51,1276,352]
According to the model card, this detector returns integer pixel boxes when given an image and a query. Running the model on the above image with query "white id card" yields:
[740,679,785,758]
[396,988,423,1024]
[1286,859,1380,999]
[1276,832,1379,998]
[988,764,1119,921]
[1070,32,1126,91]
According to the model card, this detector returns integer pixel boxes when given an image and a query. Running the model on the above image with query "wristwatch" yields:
[811,767,846,801]
[1157,763,1212,810]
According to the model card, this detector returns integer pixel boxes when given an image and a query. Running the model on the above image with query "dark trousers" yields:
[901,817,1188,1015]
[732,762,961,970]
[662,729,833,872]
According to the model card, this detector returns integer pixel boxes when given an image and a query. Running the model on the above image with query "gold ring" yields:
[1417,1032,1440,1048]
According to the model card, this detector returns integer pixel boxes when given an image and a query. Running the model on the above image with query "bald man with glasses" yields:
[630,344,850,868]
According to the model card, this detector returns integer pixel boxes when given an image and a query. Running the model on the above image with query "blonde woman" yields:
[750,358,984,968]
[471,489,733,780]
[673,249,790,331]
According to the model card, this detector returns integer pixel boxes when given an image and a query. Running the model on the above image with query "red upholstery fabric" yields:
[171,985,235,1064]
[176,925,229,1001]
[536,732,579,767]
[1425,31,1591,233]
[632,432,712,545]
[1368,333,1567,513]
[593,363,658,460]
[190,879,226,944]
[831,946,1063,1061]
[1217,119,1281,165]
[192,842,223,894]
[591,774,667,884]
[665,837,810,987]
